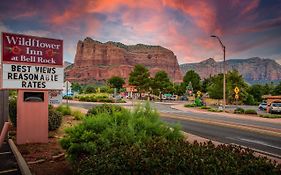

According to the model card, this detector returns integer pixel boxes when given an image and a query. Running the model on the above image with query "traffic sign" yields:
[234,87,240,94]
[235,94,239,99]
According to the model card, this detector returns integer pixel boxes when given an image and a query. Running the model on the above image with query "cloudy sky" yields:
[1,0,281,64]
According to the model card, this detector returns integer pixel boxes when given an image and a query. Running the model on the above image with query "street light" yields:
[211,35,226,111]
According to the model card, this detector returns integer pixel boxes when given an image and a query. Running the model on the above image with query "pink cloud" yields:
[162,0,216,33]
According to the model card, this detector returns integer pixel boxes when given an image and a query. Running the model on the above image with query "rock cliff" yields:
[180,57,281,84]
[65,37,182,84]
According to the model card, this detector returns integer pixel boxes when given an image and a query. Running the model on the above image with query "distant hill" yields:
[180,57,281,84]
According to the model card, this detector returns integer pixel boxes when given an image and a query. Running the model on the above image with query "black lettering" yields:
[18,73,23,80]
[54,75,58,81]
[22,81,26,88]
[24,73,28,80]
[41,82,46,88]
[8,73,13,79]
[11,65,16,72]
[35,66,40,72]
[13,72,18,79]
[40,75,45,80]
[51,68,56,74]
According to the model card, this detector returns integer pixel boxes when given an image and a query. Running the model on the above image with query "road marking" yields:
[228,137,281,151]
[160,113,281,137]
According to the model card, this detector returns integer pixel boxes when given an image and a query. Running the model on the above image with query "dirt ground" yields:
[15,115,81,175]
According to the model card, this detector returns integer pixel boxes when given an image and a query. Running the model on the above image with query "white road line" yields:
[227,137,281,150]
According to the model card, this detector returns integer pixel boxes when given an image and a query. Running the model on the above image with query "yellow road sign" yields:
[197,91,201,97]
[235,94,239,99]
[234,87,240,94]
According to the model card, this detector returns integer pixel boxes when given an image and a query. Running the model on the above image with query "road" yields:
[65,100,281,158]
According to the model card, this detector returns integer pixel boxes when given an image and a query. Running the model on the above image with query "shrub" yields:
[48,105,63,131]
[244,109,257,114]
[63,96,73,100]
[71,110,85,120]
[9,96,17,127]
[56,105,72,115]
[86,104,125,116]
[72,139,281,175]
[61,103,183,162]
[234,107,245,114]
[200,106,211,109]
[208,108,223,112]
[259,114,281,118]
[184,104,196,107]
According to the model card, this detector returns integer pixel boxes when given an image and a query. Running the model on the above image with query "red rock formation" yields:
[65,38,182,84]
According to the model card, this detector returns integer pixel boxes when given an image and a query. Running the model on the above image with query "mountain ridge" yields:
[180,57,281,84]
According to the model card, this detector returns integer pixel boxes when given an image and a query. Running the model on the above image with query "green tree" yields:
[183,70,201,92]
[129,64,150,93]
[150,71,172,95]
[83,85,96,94]
[71,82,82,93]
[202,76,212,93]
[226,70,249,104]
[262,83,275,95]
[173,83,186,96]
[273,81,281,95]
[207,74,223,99]
[248,84,263,102]
[107,76,125,91]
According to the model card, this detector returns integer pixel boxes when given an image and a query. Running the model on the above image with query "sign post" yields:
[1,32,63,144]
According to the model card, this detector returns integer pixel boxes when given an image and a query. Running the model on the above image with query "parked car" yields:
[258,102,267,111]
[269,102,281,114]
[179,96,188,101]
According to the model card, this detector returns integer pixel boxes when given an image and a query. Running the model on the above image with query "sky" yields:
[1,0,281,65]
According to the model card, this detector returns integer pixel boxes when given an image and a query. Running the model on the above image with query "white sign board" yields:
[49,90,63,104]
[2,64,63,89]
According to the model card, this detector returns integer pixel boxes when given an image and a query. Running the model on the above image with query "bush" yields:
[61,103,281,174]
[56,105,72,115]
[208,108,223,112]
[9,96,17,127]
[71,110,85,120]
[184,104,196,107]
[86,104,125,116]
[61,103,183,161]
[244,109,257,115]
[48,105,63,131]
[63,96,73,100]
[234,107,245,114]
[259,114,281,118]
[72,139,281,175]
[200,106,211,109]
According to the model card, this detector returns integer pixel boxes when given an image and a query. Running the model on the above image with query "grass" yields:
[259,113,281,118]
[71,110,85,120]
[200,106,211,109]
[184,104,196,107]
[208,108,223,112]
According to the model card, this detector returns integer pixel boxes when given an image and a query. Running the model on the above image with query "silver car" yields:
[269,102,281,114]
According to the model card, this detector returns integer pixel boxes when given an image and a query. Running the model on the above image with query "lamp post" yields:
[211,35,226,111]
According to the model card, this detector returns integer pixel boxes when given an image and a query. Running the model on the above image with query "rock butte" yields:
[65,37,182,84]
